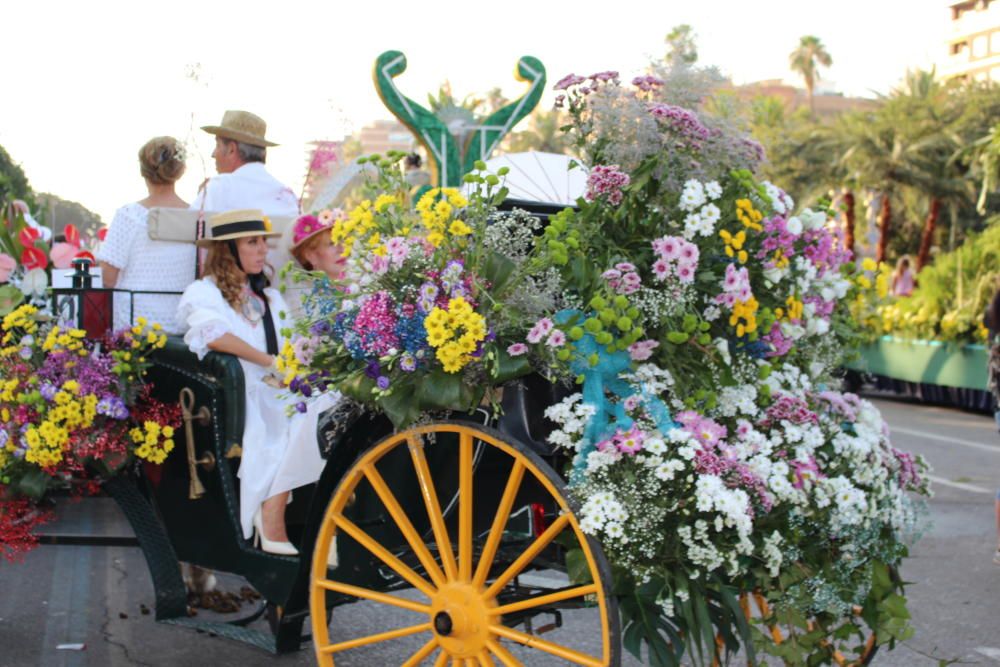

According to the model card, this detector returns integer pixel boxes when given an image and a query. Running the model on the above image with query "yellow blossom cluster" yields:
[735,199,763,232]
[719,229,748,263]
[130,421,175,465]
[41,325,88,356]
[330,199,376,258]
[774,295,804,322]
[771,249,790,270]
[1,304,42,356]
[415,188,469,248]
[276,340,301,385]
[730,297,759,337]
[424,296,487,373]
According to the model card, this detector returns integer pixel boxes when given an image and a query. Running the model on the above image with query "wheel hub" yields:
[430,582,497,658]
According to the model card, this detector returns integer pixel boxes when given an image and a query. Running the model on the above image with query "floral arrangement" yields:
[281,70,930,665]
[278,153,565,426]
[0,308,180,561]
[0,199,96,316]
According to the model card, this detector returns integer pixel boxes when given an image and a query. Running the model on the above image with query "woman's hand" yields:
[206,333,274,367]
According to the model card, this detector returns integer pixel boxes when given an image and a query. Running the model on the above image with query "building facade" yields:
[940,0,1000,82]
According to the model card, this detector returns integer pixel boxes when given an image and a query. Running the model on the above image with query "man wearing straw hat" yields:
[190,110,299,217]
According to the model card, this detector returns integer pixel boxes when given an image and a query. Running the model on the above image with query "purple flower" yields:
[295,402,308,414]
[585,164,630,206]
[400,354,417,372]
[365,360,381,379]
[507,343,528,356]
[554,73,586,90]
[376,376,390,390]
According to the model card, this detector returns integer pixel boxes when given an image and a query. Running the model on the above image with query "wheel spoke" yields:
[315,578,430,613]
[363,463,448,587]
[402,637,440,667]
[332,514,436,597]
[409,435,459,581]
[484,514,571,599]
[477,650,497,666]
[495,584,598,615]
[473,460,525,587]
[485,639,523,667]
[433,648,449,667]
[490,624,604,667]
[318,622,431,654]
[459,430,474,581]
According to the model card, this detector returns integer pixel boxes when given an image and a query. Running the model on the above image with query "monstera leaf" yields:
[0,284,24,315]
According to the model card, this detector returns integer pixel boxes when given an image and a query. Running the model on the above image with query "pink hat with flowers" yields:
[291,209,341,251]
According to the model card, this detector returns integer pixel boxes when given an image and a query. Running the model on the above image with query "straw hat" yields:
[201,110,277,148]
[197,209,281,247]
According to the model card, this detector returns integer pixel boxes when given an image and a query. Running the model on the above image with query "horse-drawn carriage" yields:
[55,201,622,666]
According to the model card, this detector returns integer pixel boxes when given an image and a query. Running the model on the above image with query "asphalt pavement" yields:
[0,394,997,666]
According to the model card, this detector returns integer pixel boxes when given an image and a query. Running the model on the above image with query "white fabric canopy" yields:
[473,151,588,206]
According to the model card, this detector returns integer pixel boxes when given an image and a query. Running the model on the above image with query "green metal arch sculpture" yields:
[373,50,546,188]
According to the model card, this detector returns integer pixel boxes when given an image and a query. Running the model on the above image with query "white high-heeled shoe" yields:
[253,509,299,556]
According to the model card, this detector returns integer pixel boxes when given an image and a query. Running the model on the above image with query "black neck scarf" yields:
[227,240,278,356]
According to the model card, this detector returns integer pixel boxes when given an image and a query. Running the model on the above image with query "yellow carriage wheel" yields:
[309,422,619,666]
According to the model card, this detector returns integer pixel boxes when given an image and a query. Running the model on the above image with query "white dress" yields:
[176,278,339,539]
[96,202,196,334]
[189,163,299,218]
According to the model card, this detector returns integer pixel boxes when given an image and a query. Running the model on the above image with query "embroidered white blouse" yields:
[176,277,339,539]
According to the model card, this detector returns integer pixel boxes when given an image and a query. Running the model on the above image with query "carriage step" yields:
[35,495,139,547]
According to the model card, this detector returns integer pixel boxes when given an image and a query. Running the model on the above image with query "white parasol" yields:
[474,152,588,206]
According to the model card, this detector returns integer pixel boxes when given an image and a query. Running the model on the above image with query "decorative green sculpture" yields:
[373,50,546,188]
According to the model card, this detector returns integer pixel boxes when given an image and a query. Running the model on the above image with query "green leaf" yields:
[16,467,51,499]
[489,348,532,383]
[482,250,517,295]
[378,387,422,428]
[0,285,25,316]
[564,548,594,585]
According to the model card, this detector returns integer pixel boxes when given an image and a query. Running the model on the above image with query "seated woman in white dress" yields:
[97,136,195,334]
[176,209,339,555]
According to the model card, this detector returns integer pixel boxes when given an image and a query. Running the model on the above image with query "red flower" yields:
[21,246,48,270]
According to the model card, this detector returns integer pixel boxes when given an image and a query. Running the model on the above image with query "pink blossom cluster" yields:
[762,322,793,358]
[715,263,752,307]
[791,457,825,489]
[759,393,819,429]
[631,75,664,92]
[676,411,727,447]
[353,291,399,356]
[602,262,641,294]
[815,390,861,422]
[647,103,711,144]
[585,164,631,206]
[651,235,699,284]
[758,216,798,265]
[801,228,852,277]
[596,425,645,455]
[526,317,566,347]
[627,339,659,361]
[676,412,774,512]
[892,447,924,489]
[553,73,586,91]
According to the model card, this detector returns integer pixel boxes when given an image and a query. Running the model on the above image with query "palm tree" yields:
[789,36,832,114]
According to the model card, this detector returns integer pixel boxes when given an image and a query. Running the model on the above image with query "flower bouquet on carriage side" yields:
[279,66,931,666]
[0,307,180,561]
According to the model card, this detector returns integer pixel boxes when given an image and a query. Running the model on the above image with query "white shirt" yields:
[96,202,196,334]
[190,163,299,217]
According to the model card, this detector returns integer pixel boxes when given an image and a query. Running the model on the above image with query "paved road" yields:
[0,395,997,666]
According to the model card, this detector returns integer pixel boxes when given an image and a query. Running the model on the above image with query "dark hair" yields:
[404,152,422,169]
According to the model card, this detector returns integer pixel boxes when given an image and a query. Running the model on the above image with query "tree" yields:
[789,36,832,114]
[665,24,698,66]
[0,144,36,210]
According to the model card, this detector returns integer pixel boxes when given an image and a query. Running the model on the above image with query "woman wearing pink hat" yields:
[289,209,347,279]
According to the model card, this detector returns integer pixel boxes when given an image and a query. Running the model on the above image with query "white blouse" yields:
[97,202,196,334]
[176,278,339,539]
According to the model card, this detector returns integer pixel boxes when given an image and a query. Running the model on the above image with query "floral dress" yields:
[176,277,339,539]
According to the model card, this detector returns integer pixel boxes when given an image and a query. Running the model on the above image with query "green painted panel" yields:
[845,336,989,390]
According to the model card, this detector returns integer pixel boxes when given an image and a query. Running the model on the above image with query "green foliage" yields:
[0,145,36,210]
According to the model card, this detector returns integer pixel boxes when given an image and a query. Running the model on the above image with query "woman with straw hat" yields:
[176,209,339,555]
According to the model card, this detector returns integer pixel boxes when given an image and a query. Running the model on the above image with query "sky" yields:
[1,0,949,225]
